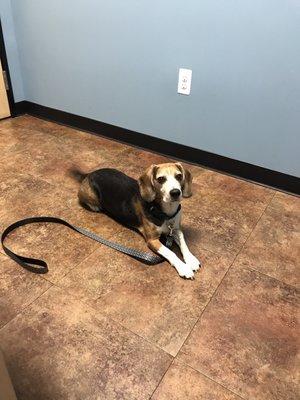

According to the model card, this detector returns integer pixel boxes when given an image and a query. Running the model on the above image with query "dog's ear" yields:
[138,164,157,202]
[176,163,193,197]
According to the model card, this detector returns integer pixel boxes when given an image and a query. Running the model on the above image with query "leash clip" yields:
[168,224,174,237]
[166,225,174,249]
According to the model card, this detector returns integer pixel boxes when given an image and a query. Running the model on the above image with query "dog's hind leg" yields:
[78,177,101,212]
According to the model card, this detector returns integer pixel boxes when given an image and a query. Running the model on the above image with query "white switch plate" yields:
[177,68,192,95]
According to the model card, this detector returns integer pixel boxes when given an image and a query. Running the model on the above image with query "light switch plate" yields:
[178,68,192,95]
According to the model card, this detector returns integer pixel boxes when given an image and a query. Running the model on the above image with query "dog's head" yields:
[138,162,192,203]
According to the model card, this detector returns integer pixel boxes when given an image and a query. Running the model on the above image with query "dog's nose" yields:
[170,189,181,199]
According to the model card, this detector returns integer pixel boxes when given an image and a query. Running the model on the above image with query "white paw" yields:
[174,262,195,280]
[185,254,201,272]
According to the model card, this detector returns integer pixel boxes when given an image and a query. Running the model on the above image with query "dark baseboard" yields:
[12,100,28,116]
[14,100,300,195]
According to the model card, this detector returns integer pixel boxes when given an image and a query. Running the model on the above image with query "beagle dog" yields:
[72,163,200,279]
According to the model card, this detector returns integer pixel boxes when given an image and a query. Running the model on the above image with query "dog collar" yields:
[145,202,181,226]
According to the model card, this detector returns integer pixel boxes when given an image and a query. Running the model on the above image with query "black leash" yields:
[1,216,173,274]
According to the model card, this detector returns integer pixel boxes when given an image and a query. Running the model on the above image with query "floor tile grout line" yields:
[173,190,277,358]
[0,283,54,331]
[46,250,185,358]
[149,358,176,399]
[261,190,300,212]
[182,193,275,260]
[160,191,279,397]
[57,284,175,360]
[1,269,173,364]
[171,270,227,357]
[1,201,127,284]
[39,225,126,285]
[2,242,172,359]
[241,265,299,290]
[101,313,175,357]
[235,191,277,251]
[47,280,175,360]
[267,202,300,213]
[46,260,196,359]
[39,244,100,285]
[1,280,174,386]
[0,283,172,400]
[108,190,284,363]
[177,361,246,400]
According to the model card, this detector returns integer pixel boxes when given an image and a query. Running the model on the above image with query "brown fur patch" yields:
[78,177,100,211]
[175,163,193,197]
[155,163,181,177]
[147,238,162,253]
[133,198,161,241]
[138,165,157,202]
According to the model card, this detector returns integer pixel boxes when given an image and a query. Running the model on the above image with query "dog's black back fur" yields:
[89,168,141,227]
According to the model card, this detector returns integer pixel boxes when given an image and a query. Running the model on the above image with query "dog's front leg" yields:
[173,229,201,272]
[147,239,194,279]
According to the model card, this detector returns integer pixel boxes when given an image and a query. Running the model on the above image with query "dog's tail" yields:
[68,167,88,183]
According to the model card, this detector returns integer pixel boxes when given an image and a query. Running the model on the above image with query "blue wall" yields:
[0,0,24,100]
[6,1,300,176]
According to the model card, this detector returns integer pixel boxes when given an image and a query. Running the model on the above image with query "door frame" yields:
[0,18,18,116]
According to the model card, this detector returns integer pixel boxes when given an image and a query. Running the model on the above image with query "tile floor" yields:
[0,115,299,400]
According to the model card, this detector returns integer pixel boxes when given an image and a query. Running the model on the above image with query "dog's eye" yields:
[157,176,166,184]
[175,174,183,181]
